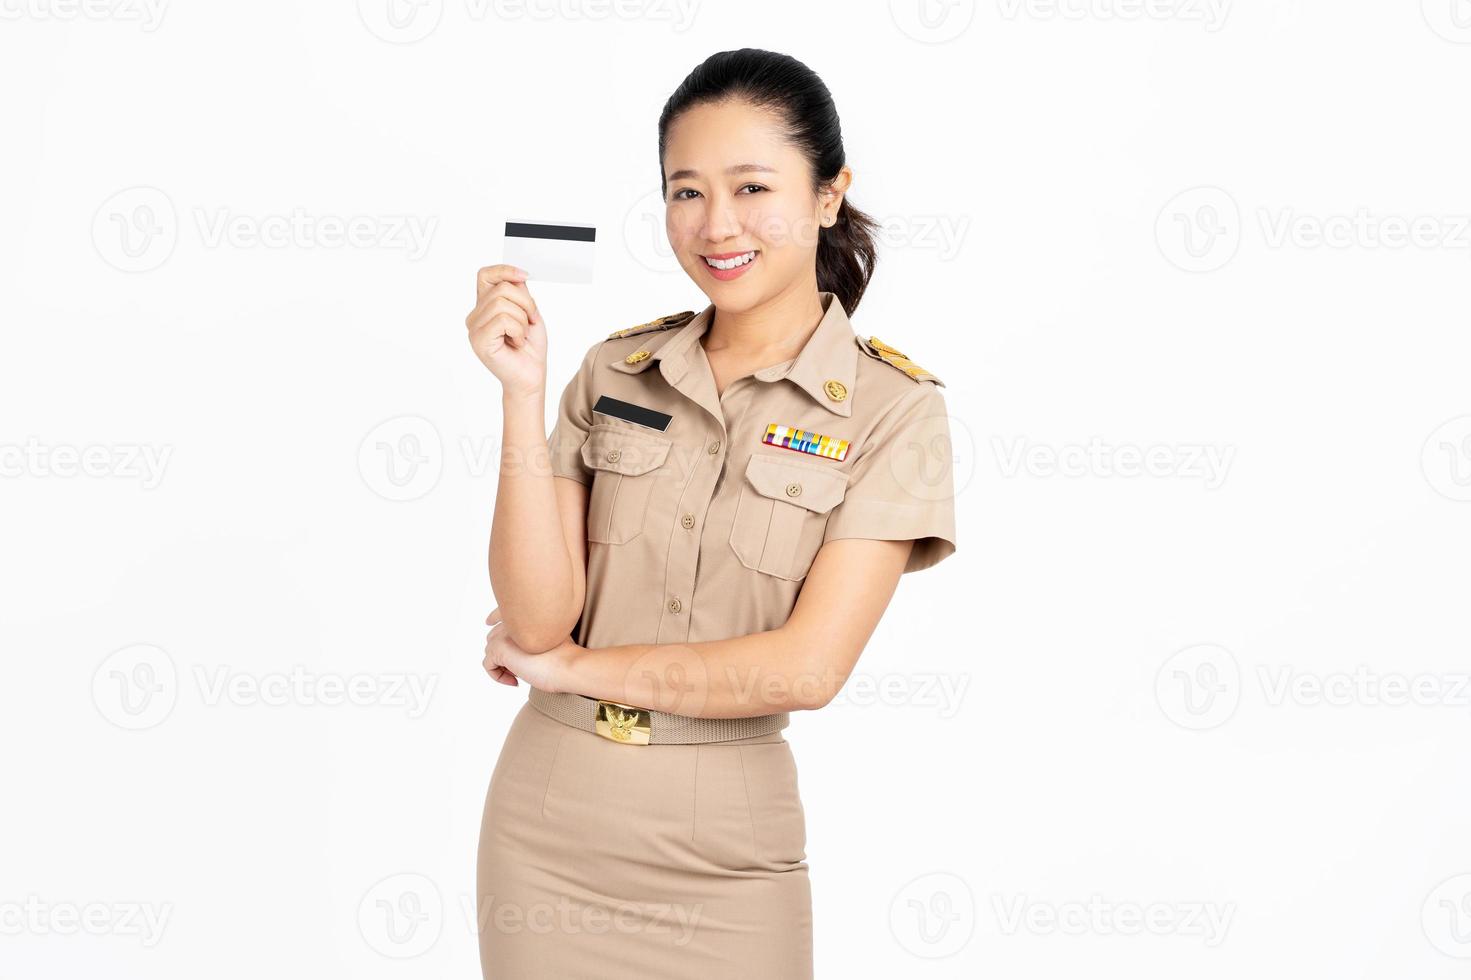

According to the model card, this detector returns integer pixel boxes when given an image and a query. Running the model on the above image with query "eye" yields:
[669,184,766,201]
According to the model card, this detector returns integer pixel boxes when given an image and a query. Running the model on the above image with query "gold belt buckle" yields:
[594,699,652,745]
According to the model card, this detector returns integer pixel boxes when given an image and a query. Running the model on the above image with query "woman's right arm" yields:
[466,264,587,653]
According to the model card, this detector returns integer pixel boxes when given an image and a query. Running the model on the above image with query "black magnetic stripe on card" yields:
[592,395,673,432]
[504,222,596,242]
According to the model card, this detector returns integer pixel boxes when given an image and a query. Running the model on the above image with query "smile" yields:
[702,250,758,270]
[700,250,760,282]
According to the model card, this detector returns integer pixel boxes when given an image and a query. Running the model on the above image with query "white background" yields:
[3,1,1470,977]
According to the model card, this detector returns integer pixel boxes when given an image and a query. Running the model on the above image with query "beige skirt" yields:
[476,697,813,979]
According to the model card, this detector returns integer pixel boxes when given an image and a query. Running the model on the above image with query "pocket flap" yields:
[581,424,672,476]
[743,454,849,514]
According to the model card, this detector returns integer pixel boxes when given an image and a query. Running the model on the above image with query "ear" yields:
[821,166,854,212]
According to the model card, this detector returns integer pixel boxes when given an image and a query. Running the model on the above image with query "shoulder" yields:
[561,308,697,388]
[571,308,698,362]
[605,309,698,341]
[852,334,945,418]
[849,334,949,447]
[855,334,944,387]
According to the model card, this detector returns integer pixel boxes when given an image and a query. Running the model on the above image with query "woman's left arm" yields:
[485,537,913,717]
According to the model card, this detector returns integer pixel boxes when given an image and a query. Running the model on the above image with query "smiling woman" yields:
[466,48,957,980]
[659,84,879,313]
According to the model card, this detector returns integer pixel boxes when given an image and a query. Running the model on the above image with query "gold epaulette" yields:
[606,310,698,341]
[856,335,944,386]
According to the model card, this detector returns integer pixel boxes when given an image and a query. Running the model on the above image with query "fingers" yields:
[482,656,519,686]
[476,264,528,303]
[465,295,529,337]
[483,631,519,687]
[473,267,542,326]
[486,607,502,627]
[523,310,547,348]
[465,300,536,360]
[501,316,526,348]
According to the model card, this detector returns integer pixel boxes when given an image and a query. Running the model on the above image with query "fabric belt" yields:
[527,687,789,745]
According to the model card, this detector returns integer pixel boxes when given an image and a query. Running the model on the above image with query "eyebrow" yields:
[665,163,778,182]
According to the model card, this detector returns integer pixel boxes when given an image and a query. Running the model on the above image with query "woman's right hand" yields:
[465,264,547,398]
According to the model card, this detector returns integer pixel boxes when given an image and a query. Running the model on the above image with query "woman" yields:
[465,48,957,979]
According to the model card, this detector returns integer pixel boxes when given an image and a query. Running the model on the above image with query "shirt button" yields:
[708,440,721,455]
[785,482,803,497]
[606,449,622,463]
[681,513,695,529]
[668,597,682,614]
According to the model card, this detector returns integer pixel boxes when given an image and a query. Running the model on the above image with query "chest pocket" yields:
[730,455,849,581]
[581,423,673,544]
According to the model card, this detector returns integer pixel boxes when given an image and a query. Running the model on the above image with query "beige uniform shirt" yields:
[548,290,957,650]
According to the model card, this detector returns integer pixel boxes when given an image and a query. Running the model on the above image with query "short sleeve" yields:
[545,341,602,485]
[822,383,958,573]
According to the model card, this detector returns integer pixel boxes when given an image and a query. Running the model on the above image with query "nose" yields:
[698,194,742,247]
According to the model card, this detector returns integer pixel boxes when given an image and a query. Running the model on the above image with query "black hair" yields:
[658,48,880,317]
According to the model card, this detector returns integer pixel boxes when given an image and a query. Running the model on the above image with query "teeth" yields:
[704,251,756,270]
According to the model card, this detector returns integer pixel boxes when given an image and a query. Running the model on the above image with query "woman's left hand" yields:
[482,608,573,692]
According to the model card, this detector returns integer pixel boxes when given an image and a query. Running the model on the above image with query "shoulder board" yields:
[856,335,944,386]
[607,310,697,341]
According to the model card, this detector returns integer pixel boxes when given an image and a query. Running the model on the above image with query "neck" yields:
[703,283,828,361]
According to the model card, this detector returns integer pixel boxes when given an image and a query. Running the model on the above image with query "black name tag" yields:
[593,395,673,432]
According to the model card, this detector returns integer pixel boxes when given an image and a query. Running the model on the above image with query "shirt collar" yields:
[610,291,858,418]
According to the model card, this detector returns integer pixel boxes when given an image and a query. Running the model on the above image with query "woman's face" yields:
[663,99,845,310]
